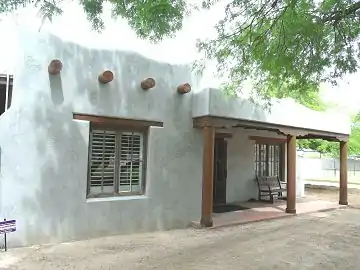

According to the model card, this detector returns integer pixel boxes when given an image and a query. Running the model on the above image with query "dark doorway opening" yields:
[213,204,250,213]
[213,137,227,206]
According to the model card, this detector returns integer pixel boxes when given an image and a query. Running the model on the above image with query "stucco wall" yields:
[226,129,259,203]
[0,30,204,247]
[225,128,305,203]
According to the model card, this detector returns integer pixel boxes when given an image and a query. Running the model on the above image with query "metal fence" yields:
[0,234,4,250]
[321,158,360,176]
[299,152,360,182]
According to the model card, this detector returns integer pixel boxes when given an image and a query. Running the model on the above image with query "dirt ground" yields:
[305,186,360,204]
[1,188,360,270]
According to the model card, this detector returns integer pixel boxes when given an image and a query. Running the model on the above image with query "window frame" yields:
[254,142,284,181]
[86,123,148,198]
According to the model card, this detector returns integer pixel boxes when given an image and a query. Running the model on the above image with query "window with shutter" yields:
[87,128,146,197]
[254,143,282,179]
[89,130,116,194]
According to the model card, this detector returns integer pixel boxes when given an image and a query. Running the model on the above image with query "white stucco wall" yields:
[226,129,259,203]
[0,30,205,247]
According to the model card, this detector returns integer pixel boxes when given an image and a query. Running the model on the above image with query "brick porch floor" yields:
[192,199,344,229]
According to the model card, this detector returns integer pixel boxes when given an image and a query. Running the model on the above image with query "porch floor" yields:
[192,198,343,229]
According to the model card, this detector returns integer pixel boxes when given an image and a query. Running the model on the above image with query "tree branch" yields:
[322,1,360,24]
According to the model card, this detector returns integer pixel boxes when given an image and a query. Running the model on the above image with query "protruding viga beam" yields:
[48,59,63,75]
[98,70,114,84]
[177,83,191,94]
[141,78,156,90]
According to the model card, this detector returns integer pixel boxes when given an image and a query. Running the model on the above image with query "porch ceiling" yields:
[193,115,349,142]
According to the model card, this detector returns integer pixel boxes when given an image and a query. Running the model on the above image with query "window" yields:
[254,143,282,178]
[88,127,146,197]
[0,74,13,116]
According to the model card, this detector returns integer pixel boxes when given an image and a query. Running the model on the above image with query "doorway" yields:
[213,137,228,206]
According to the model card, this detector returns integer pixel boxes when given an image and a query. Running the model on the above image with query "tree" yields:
[288,85,360,156]
[0,0,190,42]
[297,138,338,155]
[197,0,360,100]
[297,113,360,156]
[292,89,338,155]
[348,114,360,155]
[1,0,359,100]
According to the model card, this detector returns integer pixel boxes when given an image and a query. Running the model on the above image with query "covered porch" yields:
[195,197,343,229]
[194,115,350,228]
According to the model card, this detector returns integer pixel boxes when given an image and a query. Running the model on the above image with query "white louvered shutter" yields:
[89,130,116,194]
[119,132,143,193]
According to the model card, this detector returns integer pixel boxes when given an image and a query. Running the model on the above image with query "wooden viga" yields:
[177,83,191,94]
[48,59,63,75]
[98,70,114,84]
[141,78,156,90]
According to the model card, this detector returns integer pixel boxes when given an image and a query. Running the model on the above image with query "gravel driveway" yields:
[1,204,360,270]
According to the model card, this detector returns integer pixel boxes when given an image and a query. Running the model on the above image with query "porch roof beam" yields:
[193,115,349,142]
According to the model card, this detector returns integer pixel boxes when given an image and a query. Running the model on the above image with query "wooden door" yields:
[213,138,228,206]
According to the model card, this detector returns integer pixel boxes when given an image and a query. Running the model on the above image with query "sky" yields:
[0,0,359,114]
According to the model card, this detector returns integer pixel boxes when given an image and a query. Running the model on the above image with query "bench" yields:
[255,176,287,202]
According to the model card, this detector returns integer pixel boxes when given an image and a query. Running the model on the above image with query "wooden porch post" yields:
[200,126,215,227]
[286,135,296,214]
[339,141,348,205]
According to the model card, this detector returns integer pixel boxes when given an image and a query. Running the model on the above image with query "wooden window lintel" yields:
[73,113,163,128]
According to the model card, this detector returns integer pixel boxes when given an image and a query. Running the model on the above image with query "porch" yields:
[194,115,350,228]
[191,195,342,229]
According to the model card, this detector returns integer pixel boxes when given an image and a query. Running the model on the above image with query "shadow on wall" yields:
[49,75,64,106]
[147,93,203,230]
[18,46,119,243]
[68,42,163,117]
[70,46,120,111]
[208,89,269,123]
[19,55,137,244]
[20,81,88,244]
